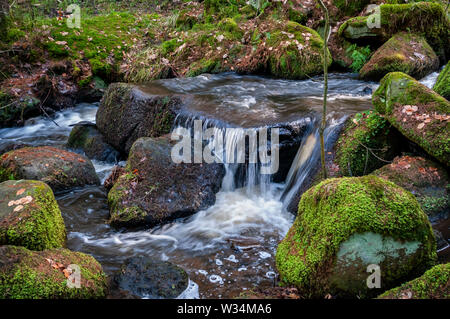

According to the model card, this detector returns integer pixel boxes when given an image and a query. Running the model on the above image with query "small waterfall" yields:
[172,113,277,196]
[280,116,347,209]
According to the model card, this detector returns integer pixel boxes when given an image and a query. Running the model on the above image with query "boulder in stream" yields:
[111,256,188,299]
[372,156,449,224]
[359,32,439,81]
[378,263,450,299]
[0,245,107,299]
[0,146,100,193]
[67,121,120,163]
[373,72,450,167]
[276,175,437,298]
[96,83,181,154]
[0,180,66,250]
[108,136,225,228]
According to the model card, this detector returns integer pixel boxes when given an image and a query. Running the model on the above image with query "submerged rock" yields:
[111,256,188,299]
[276,175,437,298]
[378,263,450,299]
[96,83,181,154]
[372,156,449,224]
[67,121,120,163]
[108,136,225,228]
[0,245,107,299]
[0,180,66,250]
[359,32,439,81]
[0,146,100,193]
[334,111,403,177]
[338,2,449,61]
[373,72,450,166]
[433,62,449,100]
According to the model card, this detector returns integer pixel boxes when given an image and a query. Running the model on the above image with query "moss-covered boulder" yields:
[0,146,100,193]
[0,180,66,251]
[372,156,449,223]
[378,263,450,299]
[433,62,450,100]
[338,2,449,61]
[111,256,188,299]
[67,121,120,163]
[266,21,332,79]
[373,72,450,166]
[359,32,439,81]
[334,111,403,176]
[0,245,107,299]
[108,136,225,228]
[276,175,437,298]
[96,83,180,154]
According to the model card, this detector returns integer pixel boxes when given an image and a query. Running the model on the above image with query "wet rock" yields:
[433,62,449,100]
[338,2,449,61]
[359,32,439,81]
[276,175,437,298]
[111,256,188,299]
[0,90,41,127]
[77,76,108,103]
[378,263,450,299]
[334,111,404,177]
[373,72,450,166]
[372,156,449,224]
[0,245,107,299]
[0,146,100,193]
[96,83,181,154]
[108,136,225,228]
[67,121,120,163]
[0,180,66,250]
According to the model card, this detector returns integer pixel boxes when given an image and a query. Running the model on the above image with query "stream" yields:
[0,72,440,299]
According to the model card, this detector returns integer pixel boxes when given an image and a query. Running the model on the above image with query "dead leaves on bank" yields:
[401,104,450,131]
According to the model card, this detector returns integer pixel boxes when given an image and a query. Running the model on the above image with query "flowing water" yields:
[0,72,441,298]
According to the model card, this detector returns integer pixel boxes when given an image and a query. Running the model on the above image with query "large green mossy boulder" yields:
[433,62,450,100]
[0,245,107,299]
[373,72,450,166]
[0,180,66,251]
[266,21,332,79]
[378,263,450,299]
[276,175,437,298]
[338,2,449,60]
[359,32,439,81]
[334,111,403,176]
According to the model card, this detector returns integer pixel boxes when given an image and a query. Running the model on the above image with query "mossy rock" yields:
[338,2,450,61]
[266,21,332,79]
[378,263,450,299]
[67,122,120,163]
[0,91,41,127]
[0,245,107,299]
[372,72,450,166]
[0,146,100,193]
[0,180,66,251]
[107,136,225,228]
[433,62,450,100]
[96,83,180,154]
[334,111,402,176]
[359,32,439,81]
[372,156,449,223]
[276,175,437,298]
[333,0,371,17]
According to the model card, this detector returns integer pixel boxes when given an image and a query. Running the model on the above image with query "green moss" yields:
[0,91,41,127]
[0,245,106,299]
[433,62,450,100]
[335,111,396,176]
[333,0,371,17]
[276,175,437,298]
[378,263,450,299]
[186,58,223,77]
[0,180,66,251]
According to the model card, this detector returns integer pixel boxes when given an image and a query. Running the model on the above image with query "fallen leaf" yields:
[16,188,26,196]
